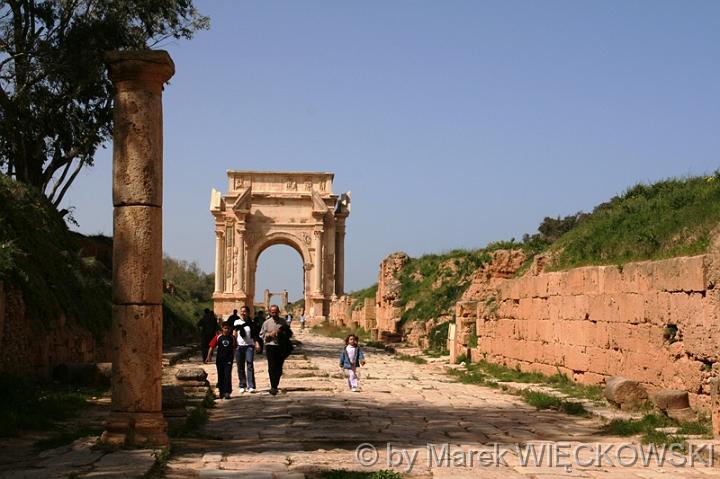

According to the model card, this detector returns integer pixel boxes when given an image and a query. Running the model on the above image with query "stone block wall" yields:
[468,254,719,411]
[328,295,352,326]
[328,296,377,332]
[0,282,110,377]
[351,298,376,331]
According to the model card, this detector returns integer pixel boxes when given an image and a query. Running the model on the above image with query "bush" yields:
[0,175,111,337]
[0,373,90,437]
[428,321,450,353]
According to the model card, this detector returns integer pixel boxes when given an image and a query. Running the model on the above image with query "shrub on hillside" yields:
[550,173,720,269]
[0,174,111,337]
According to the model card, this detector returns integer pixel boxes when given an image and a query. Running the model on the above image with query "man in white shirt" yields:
[233,306,257,393]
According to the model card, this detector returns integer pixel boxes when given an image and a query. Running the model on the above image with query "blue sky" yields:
[62,1,720,302]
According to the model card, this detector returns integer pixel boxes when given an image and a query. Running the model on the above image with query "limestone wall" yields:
[351,298,376,331]
[466,254,719,411]
[329,296,352,326]
[0,283,109,377]
[328,296,376,332]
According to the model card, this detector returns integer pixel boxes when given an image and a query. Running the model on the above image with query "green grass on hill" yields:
[381,173,720,332]
[0,174,111,337]
[549,173,720,269]
[397,248,489,325]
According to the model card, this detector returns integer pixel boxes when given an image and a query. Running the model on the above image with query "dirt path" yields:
[165,332,718,478]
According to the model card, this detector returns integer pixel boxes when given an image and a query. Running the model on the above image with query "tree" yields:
[162,254,213,302]
[0,0,208,210]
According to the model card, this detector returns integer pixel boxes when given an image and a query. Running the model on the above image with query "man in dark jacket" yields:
[197,308,218,361]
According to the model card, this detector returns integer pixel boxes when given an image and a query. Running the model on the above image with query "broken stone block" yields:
[667,407,698,422]
[605,376,648,410]
[652,389,690,411]
[52,362,112,387]
[162,384,187,409]
[176,367,208,382]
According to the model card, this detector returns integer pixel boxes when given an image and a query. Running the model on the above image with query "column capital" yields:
[106,50,175,92]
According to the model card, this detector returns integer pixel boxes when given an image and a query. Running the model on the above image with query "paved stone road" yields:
[166,332,720,478]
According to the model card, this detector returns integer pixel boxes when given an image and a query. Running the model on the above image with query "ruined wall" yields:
[0,283,110,377]
[450,250,526,362]
[375,252,409,333]
[328,296,377,332]
[467,254,719,411]
[351,298,376,331]
[329,295,352,326]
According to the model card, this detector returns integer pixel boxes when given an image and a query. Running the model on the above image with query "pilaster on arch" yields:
[210,171,350,324]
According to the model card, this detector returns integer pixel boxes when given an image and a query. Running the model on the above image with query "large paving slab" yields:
[166,331,719,477]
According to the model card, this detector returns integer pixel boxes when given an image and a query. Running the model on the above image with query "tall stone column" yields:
[214,230,224,293]
[335,216,347,296]
[313,229,323,293]
[102,50,174,447]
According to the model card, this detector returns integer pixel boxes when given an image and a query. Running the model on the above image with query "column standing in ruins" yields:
[313,229,323,293]
[335,215,347,296]
[235,225,245,292]
[102,50,174,447]
[214,230,224,293]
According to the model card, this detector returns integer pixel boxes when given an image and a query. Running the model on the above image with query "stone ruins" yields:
[210,171,350,323]
[329,247,720,433]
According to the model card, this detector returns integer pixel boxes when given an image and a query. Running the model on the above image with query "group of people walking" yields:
[200,305,293,398]
[198,306,367,397]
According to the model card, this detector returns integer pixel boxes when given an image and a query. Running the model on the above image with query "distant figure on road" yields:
[260,304,293,396]
[286,312,293,327]
[300,314,306,331]
[197,308,217,361]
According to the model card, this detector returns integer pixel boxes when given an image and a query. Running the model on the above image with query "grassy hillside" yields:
[397,249,488,325]
[0,175,111,337]
[0,174,214,344]
[547,173,720,269]
[370,172,720,336]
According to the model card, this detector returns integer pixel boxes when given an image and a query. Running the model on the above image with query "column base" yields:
[101,412,168,447]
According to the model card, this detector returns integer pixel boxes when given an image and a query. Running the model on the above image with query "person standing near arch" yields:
[260,304,293,395]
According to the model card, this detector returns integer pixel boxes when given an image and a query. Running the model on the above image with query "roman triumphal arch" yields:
[210,171,350,323]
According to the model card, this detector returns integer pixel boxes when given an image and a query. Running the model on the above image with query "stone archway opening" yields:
[253,244,304,313]
[210,171,350,325]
